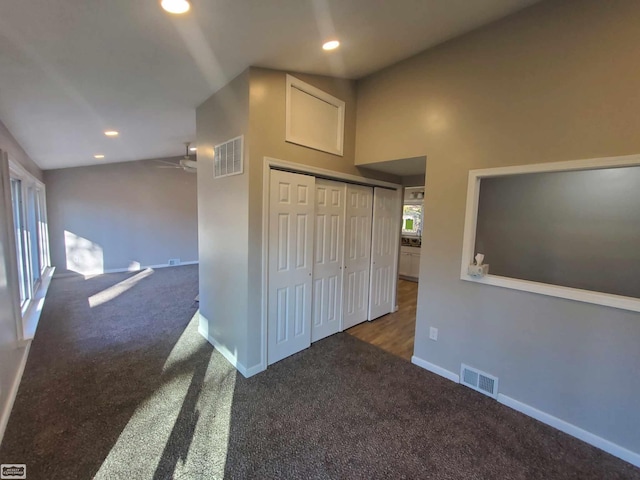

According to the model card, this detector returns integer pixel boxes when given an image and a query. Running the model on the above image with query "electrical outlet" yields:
[429,327,438,341]
[168,258,181,266]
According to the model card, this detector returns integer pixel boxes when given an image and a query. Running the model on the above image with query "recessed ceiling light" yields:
[161,0,191,14]
[104,130,119,137]
[322,40,340,51]
[94,154,105,159]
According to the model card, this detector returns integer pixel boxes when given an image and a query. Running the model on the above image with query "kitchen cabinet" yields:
[399,250,412,277]
[399,246,421,281]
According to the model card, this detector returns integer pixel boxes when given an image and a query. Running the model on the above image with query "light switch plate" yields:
[429,327,438,341]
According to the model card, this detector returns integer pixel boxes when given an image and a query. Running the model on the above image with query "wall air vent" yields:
[214,135,244,179]
[460,364,499,399]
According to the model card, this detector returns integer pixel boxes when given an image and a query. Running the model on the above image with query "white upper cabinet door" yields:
[342,184,373,329]
[268,170,315,365]
[311,179,346,342]
[369,187,401,320]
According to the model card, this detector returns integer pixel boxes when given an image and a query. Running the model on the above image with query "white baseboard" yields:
[128,261,199,272]
[0,343,31,446]
[411,355,460,383]
[197,324,265,379]
[244,362,267,378]
[54,261,199,278]
[411,354,639,468]
[497,394,640,468]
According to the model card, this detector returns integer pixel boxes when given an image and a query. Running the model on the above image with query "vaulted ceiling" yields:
[0,0,539,169]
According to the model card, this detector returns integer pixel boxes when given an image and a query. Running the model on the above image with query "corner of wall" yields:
[0,119,43,182]
[196,66,252,376]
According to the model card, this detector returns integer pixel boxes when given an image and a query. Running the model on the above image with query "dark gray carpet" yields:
[1,265,638,479]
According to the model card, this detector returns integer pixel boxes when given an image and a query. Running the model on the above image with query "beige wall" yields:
[355,0,640,454]
[45,158,198,275]
[196,69,250,368]
[246,67,399,369]
[198,67,399,372]
[249,68,360,176]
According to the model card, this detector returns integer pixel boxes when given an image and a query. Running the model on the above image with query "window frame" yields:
[10,177,30,309]
[460,153,640,313]
[402,203,424,237]
[36,187,50,275]
[9,158,51,318]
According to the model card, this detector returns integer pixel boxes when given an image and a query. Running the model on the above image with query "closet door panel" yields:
[369,187,400,320]
[311,179,345,342]
[343,184,373,329]
[268,170,315,365]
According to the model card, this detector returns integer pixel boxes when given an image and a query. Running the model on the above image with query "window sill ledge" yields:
[20,266,55,343]
[460,273,640,313]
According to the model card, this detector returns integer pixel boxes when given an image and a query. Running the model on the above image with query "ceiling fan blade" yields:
[154,160,180,167]
[180,159,197,170]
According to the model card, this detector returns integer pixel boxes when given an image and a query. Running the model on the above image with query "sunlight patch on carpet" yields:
[94,313,237,479]
[88,268,154,308]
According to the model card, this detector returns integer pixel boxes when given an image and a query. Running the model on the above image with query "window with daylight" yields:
[402,204,423,236]
[36,188,50,275]
[10,177,30,306]
[9,161,51,315]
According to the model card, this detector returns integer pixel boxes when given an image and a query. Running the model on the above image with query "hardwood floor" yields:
[346,279,418,361]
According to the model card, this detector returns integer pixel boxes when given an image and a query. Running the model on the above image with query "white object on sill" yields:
[468,264,489,278]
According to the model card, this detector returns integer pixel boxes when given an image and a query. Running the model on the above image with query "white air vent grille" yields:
[214,135,243,178]
[460,364,499,399]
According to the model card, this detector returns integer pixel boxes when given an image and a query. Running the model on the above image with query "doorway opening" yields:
[264,161,403,368]
[345,157,426,362]
[263,156,426,368]
[345,278,418,361]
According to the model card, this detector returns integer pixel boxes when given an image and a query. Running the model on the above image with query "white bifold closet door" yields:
[369,187,400,320]
[311,179,346,342]
[342,184,373,329]
[268,170,315,365]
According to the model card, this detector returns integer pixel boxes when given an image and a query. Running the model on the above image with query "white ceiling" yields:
[0,0,539,170]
